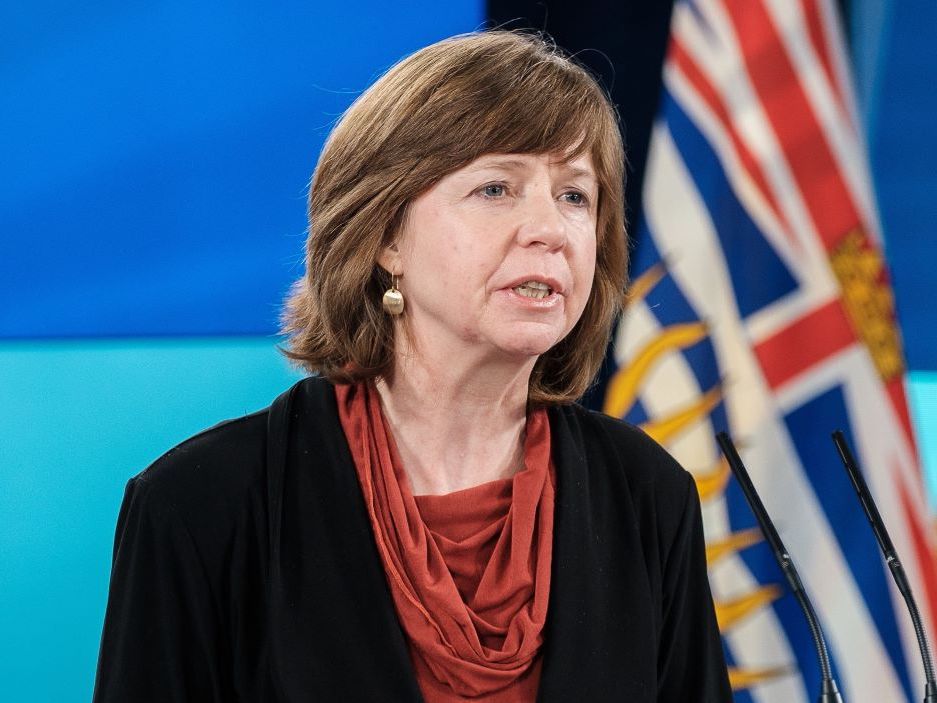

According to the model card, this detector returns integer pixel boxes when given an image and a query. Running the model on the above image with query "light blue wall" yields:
[0,339,303,701]
[910,372,937,506]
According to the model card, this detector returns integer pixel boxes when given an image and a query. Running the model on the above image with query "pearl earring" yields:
[382,274,405,315]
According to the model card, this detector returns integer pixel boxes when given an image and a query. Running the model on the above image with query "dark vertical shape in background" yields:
[486,0,675,408]
[838,0,851,43]
[486,1,675,230]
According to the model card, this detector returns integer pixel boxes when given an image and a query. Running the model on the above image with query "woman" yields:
[93,31,731,702]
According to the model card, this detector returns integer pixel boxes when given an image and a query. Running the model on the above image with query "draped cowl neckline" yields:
[335,381,555,702]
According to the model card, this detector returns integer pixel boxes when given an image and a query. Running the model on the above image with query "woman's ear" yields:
[377,241,401,276]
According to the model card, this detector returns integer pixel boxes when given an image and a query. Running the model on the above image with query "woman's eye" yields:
[481,183,506,198]
[562,191,588,206]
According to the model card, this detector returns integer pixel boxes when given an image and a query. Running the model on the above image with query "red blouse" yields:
[336,381,556,701]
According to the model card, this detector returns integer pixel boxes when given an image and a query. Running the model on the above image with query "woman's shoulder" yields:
[126,376,334,524]
[554,402,694,505]
[554,404,704,581]
[129,407,271,524]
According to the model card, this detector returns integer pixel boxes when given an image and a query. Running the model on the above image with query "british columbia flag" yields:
[603,0,936,700]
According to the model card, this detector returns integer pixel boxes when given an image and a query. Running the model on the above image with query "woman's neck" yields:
[374,348,536,496]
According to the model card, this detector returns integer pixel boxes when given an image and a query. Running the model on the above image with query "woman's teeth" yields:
[513,282,552,299]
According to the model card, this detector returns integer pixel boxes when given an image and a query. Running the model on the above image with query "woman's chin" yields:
[491,330,565,359]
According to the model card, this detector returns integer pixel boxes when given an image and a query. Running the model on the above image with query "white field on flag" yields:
[607,0,935,701]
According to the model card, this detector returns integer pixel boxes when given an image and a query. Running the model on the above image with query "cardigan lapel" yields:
[536,405,659,702]
[267,378,425,701]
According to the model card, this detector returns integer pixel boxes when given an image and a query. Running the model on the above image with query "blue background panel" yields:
[1,1,483,338]
[0,338,302,702]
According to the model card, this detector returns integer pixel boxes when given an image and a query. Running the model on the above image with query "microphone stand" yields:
[832,430,937,703]
[717,431,844,702]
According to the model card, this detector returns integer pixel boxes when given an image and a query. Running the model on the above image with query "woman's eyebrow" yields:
[466,158,597,184]
[562,166,596,181]
[466,157,531,173]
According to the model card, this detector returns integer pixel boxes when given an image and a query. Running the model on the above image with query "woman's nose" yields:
[515,192,567,251]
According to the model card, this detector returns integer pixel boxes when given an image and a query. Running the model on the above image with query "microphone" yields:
[831,430,937,703]
[716,431,844,703]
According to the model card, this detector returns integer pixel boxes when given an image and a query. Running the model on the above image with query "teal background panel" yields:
[910,372,937,509]
[0,338,302,703]
[0,351,934,703]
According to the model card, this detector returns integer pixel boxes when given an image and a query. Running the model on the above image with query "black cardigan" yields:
[92,377,731,701]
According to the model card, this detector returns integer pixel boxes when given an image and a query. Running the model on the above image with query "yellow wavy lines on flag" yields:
[625,261,668,305]
[728,666,792,690]
[715,585,784,631]
[706,528,763,565]
[603,322,710,419]
[694,458,731,501]
[640,383,722,445]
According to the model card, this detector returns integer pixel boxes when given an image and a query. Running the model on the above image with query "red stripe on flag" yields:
[668,37,793,246]
[887,377,920,459]
[897,473,937,641]
[753,298,855,390]
[800,0,847,119]
[722,0,860,251]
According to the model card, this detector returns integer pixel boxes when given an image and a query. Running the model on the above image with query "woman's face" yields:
[383,151,598,363]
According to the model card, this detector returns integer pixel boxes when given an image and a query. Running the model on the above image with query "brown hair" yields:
[281,30,627,404]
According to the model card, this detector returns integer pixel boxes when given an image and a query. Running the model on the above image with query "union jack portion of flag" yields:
[605,1,936,700]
